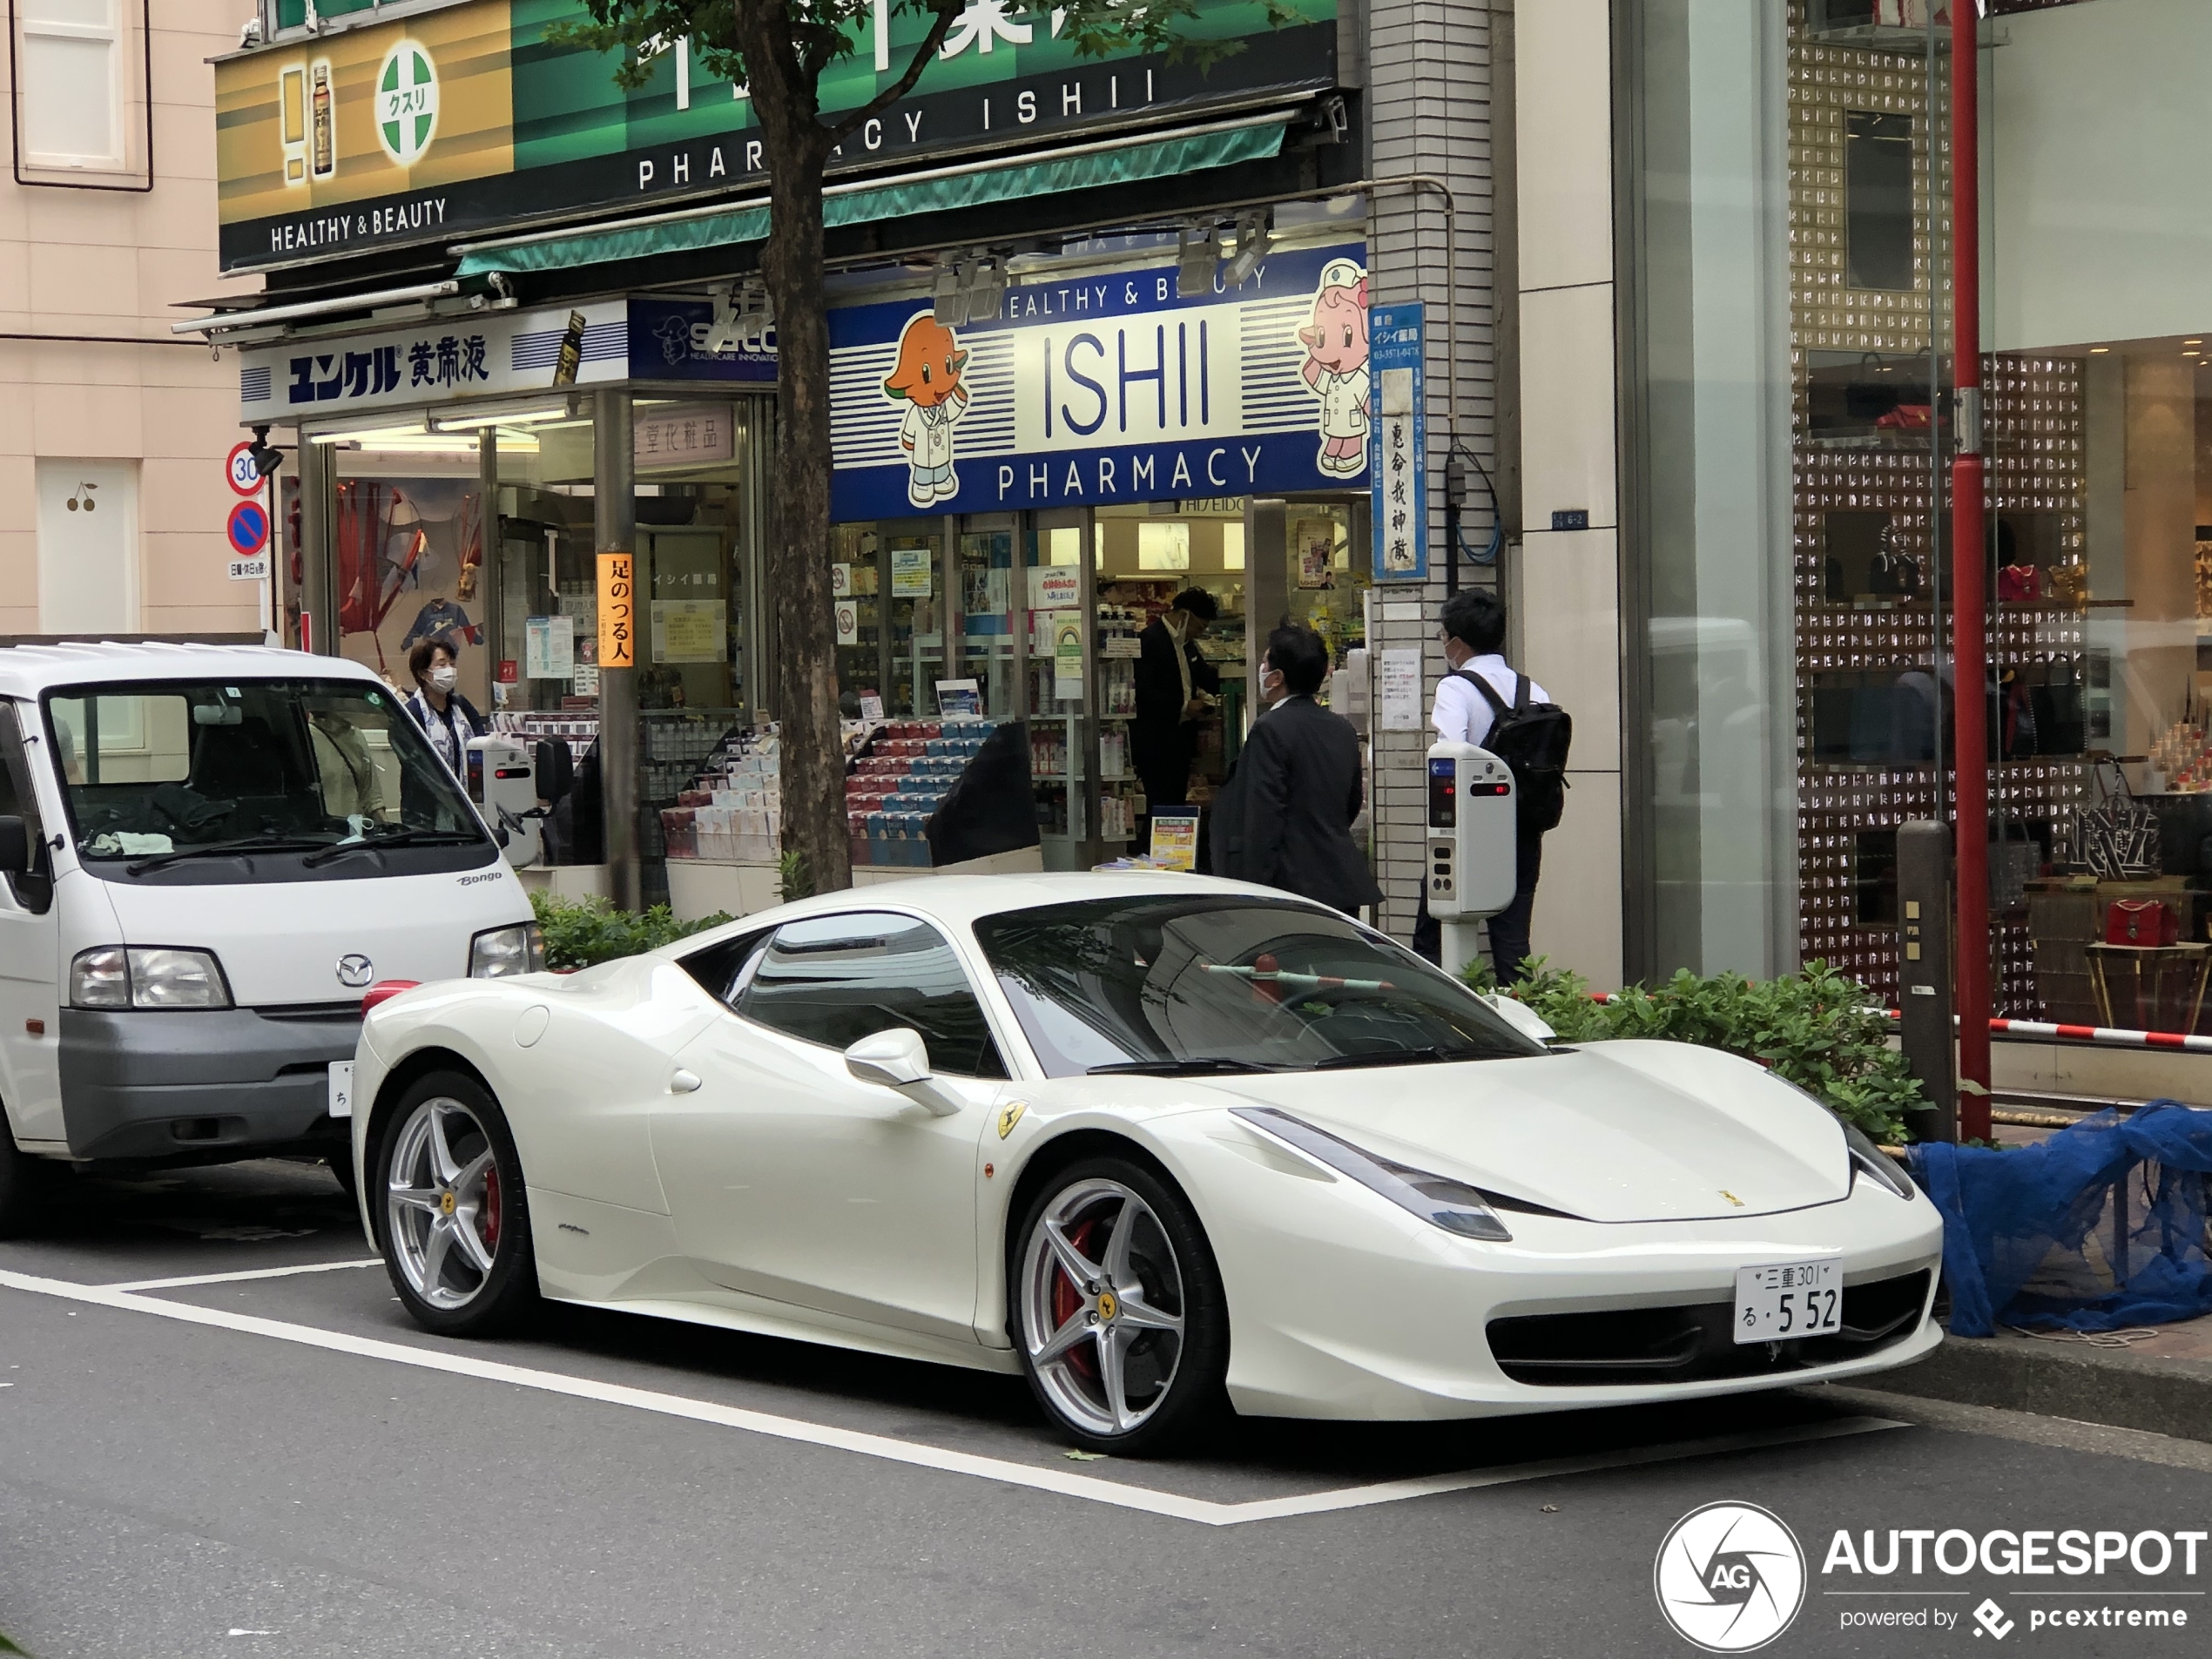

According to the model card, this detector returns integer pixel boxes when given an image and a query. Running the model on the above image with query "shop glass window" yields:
[1844,112,1915,293]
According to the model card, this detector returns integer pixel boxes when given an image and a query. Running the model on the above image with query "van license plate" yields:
[1732,1258,1840,1345]
[327,1061,354,1119]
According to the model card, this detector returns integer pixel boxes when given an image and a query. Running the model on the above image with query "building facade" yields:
[203,0,1513,926]
[3,0,261,638]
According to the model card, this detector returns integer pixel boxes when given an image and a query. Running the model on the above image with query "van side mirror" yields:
[533,739,574,806]
[0,815,29,875]
[844,1028,962,1116]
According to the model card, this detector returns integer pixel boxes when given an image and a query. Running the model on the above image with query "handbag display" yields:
[2071,759,2161,880]
[2105,899,2180,948]
[1999,563,2043,603]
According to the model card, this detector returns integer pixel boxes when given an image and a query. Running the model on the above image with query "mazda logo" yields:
[336,954,374,988]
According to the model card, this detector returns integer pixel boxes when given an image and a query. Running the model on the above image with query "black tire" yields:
[1008,1155,1229,1456]
[0,1121,51,1238]
[325,1143,359,1204]
[370,1069,537,1336]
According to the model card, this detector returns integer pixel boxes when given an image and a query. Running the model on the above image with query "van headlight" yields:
[469,922,544,979]
[71,947,233,1010]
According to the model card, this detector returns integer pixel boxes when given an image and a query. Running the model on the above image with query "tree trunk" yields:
[755,105,851,894]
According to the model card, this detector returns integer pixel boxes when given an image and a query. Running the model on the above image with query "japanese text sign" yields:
[598,551,636,671]
[1368,303,1426,583]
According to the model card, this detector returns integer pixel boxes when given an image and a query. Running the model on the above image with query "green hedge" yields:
[1469,956,1926,1144]
[531,893,732,971]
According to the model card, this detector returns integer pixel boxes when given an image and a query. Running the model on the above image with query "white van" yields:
[0,642,542,1227]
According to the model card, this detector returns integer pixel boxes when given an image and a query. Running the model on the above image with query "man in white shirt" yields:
[1419,590,1550,978]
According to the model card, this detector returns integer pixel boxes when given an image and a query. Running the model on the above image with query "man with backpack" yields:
[1418,590,1571,980]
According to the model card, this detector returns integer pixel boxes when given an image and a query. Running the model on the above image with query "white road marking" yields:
[103,1259,382,1292]
[0,1266,1907,1526]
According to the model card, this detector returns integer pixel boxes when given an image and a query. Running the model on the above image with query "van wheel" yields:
[0,1127,51,1238]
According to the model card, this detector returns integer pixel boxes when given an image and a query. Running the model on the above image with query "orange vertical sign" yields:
[597,550,635,671]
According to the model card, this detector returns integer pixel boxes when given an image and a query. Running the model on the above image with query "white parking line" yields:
[0,1266,1908,1526]
[103,1259,383,1292]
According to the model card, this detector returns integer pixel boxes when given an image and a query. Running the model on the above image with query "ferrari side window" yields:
[679,927,773,1007]
[735,911,1008,1079]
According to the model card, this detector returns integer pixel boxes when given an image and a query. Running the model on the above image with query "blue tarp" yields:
[1910,1103,2212,1337]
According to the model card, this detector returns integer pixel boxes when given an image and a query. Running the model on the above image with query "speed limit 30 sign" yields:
[226,441,264,496]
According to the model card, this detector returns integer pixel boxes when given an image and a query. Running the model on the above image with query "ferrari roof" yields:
[759,872,1311,929]
[0,641,378,699]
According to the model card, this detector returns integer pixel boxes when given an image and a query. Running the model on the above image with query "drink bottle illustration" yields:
[311,64,334,179]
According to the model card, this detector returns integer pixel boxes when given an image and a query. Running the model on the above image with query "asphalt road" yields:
[3,1161,2209,1659]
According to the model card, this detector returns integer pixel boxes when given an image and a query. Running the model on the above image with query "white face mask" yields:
[426,664,458,693]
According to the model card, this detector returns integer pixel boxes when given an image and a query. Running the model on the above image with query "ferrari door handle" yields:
[670,1069,703,1094]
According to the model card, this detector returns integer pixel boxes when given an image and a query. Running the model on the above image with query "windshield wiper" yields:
[125,835,332,874]
[301,827,484,867]
[1305,1045,1482,1072]
[1087,1057,1286,1076]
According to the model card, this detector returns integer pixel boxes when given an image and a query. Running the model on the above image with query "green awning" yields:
[456,120,1288,278]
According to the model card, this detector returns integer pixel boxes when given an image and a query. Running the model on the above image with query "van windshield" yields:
[43,678,489,878]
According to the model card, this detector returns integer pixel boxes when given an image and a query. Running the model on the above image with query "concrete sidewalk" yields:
[1856,1317,2212,1445]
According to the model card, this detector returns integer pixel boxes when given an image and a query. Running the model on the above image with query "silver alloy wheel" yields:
[1020,1177,1187,1437]
[386,1096,502,1310]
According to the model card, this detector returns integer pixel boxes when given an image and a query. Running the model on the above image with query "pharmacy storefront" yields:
[821,229,1378,869]
[212,0,1371,907]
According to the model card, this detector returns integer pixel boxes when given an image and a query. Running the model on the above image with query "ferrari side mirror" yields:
[1483,994,1556,1044]
[845,1028,961,1116]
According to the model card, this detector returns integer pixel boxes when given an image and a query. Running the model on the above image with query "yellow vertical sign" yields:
[598,551,635,671]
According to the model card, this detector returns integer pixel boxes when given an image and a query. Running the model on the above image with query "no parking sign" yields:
[226,500,270,581]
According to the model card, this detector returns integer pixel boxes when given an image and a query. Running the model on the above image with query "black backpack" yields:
[1459,671,1572,833]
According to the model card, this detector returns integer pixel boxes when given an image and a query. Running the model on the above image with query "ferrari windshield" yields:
[973,895,1546,1076]
[43,678,487,875]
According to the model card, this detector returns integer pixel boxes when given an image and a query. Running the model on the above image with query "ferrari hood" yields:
[1193,1041,1851,1223]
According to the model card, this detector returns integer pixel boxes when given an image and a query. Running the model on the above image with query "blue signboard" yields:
[627,298,779,384]
[1368,301,1426,582]
[826,240,1370,519]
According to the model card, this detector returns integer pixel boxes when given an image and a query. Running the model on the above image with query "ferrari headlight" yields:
[1843,1120,1917,1201]
[1231,1106,1513,1241]
[469,922,544,979]
[70,947,232,1009]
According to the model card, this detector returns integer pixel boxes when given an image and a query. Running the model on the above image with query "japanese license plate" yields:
[327,1061,354,1119]
[1733,1258,1841,1345]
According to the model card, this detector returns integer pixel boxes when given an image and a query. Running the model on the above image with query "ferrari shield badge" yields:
[997,1102,1028,1140]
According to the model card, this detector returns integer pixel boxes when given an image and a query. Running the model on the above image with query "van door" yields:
[0,703,60,1146]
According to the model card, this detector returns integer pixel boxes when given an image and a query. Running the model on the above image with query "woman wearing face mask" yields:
[402,637,488,782]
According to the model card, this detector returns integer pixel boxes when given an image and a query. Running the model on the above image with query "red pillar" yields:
[1950,1,1992,1141]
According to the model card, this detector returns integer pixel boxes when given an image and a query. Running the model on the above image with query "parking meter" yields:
[1426,740,1516,974]
[467,735,544,868]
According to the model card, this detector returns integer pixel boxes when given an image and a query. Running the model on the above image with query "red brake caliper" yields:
[481,1163,502,1255]
[1051,1217,1100,1379]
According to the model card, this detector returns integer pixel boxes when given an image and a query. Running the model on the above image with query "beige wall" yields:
[0,1,261,636]
[1515,0,1624,990]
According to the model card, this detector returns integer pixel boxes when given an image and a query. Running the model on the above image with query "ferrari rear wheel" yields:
[1013,1157,1228,1455]
[374,1071,536,1336]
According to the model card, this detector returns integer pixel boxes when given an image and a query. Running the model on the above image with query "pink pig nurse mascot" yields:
[1298,258,1371,477]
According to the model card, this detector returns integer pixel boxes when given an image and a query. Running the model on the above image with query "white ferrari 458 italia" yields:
[351,873,1942,1453]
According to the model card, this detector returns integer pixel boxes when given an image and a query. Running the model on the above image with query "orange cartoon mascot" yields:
[882,314,971,508]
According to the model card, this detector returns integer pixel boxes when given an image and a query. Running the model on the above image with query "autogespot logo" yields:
[1656,1501,1808,1653]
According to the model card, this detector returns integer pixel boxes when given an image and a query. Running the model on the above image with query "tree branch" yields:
[826,0,963,145]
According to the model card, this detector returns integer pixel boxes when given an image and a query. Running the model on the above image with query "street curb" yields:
[1852,1332,2212,1447]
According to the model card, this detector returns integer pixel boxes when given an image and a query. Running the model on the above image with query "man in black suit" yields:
[1132,588,1221,829]
[1211,624,1381,916]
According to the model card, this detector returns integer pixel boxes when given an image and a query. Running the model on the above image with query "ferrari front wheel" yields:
[374,1071,536,1336]
[1012,1157,1228,1455]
